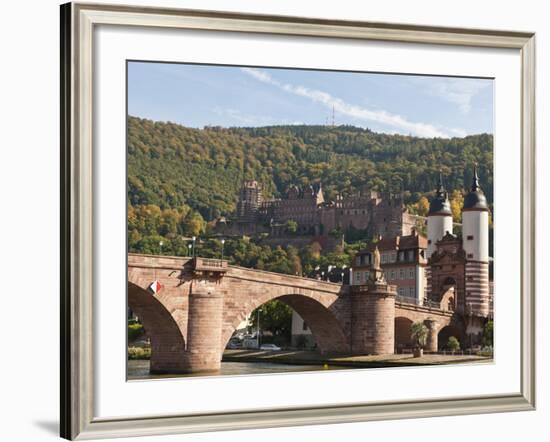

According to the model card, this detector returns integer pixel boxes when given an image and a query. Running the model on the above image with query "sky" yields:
[128,61,494,138]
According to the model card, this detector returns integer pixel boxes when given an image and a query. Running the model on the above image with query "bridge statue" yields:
[373,245,381,270]
[369,246,385,283]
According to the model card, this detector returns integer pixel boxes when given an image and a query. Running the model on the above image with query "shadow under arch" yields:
[222,293,350,355]
[394,316,414,351]
[128,282,187,373]
[437,322,466,351]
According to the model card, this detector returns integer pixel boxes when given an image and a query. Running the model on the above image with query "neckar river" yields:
[128,359,343,379]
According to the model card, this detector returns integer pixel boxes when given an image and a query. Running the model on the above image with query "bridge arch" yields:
[128,282,187,373]
[221,291,350,355]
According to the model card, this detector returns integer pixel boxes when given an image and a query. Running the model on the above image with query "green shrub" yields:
[128,323,145,341]
[447,336,461,352]
[128,346,151,360]
[478,345,493,357]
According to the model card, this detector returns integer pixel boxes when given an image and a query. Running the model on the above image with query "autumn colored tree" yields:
[450,189,464,223]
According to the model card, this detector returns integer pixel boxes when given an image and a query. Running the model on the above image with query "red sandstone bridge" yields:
[128,253,466,373]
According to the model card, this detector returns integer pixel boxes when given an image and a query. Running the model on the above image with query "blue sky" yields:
[128,61,493,138]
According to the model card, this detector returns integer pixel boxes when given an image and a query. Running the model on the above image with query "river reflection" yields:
[128,359,344,379]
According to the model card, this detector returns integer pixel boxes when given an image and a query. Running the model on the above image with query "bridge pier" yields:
[183,282,224,373]
[424,319,438,352]
[351,280,396,355]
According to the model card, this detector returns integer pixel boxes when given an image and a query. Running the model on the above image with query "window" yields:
[398,287,405,296]
[408,268,415,279]
[302,321,308,331]
[467,253,474,259]
[355,272,361,283]
[399,268,405,279]
[428,240,432,245]
[390,270,396,280]
[467,235,474,240]
[409,287,415,297]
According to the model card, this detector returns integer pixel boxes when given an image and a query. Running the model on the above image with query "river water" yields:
[128,359,343,379]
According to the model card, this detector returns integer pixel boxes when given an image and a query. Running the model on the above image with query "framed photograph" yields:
[60,2,536,439]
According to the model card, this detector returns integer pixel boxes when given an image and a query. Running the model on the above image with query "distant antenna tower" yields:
[331,105,335,126]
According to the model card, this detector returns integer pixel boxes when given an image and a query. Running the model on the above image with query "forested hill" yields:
[128,116,493,221]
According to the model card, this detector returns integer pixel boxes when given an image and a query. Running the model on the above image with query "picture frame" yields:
[60,2,536,440]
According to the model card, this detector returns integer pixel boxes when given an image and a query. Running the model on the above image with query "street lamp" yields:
[221,238,225,260]
[187,243,192,257]
[159,241,163,255]
[192,236,196,258]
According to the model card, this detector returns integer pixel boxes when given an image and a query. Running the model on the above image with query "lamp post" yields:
[192,236,196,258]
[187,243,192,257]
[159,241,163,255]
[349,268,353,286]
[221,238,225,260]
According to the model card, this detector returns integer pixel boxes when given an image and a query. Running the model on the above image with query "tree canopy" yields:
[128,116,493,222]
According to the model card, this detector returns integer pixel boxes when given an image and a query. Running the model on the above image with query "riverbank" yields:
[222,349,491,368]
[127,359,344,379]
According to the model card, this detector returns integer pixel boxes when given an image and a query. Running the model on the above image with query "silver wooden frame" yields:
[60,2,536,439]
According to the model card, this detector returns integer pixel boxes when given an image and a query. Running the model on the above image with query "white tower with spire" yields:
[426,173,453,258]
[462,165,490,317]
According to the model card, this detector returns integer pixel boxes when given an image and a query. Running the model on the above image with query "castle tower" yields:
[462,166,490,317]
[236,180,262,222]
[427,173,453,258]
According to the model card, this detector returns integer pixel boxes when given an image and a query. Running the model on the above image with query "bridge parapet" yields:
[192,257,228,274]
[396,295,441,309]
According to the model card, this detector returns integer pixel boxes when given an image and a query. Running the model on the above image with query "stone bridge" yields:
[128,254,468,373]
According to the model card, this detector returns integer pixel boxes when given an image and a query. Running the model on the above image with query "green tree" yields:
[447,336,461,352]
[410,322,428,350]
[482,321,493,347]
[250,300,293,339]
[285,219,298,234]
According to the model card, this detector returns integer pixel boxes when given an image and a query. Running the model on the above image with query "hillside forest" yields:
[128,116,493,277]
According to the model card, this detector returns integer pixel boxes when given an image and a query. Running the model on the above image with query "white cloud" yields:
[212,106,303,126]
[428,78,490,114]
[241,67,453,138]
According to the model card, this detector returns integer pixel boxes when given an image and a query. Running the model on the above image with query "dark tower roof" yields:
[463,165,488,210]
[428,172,452,216]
